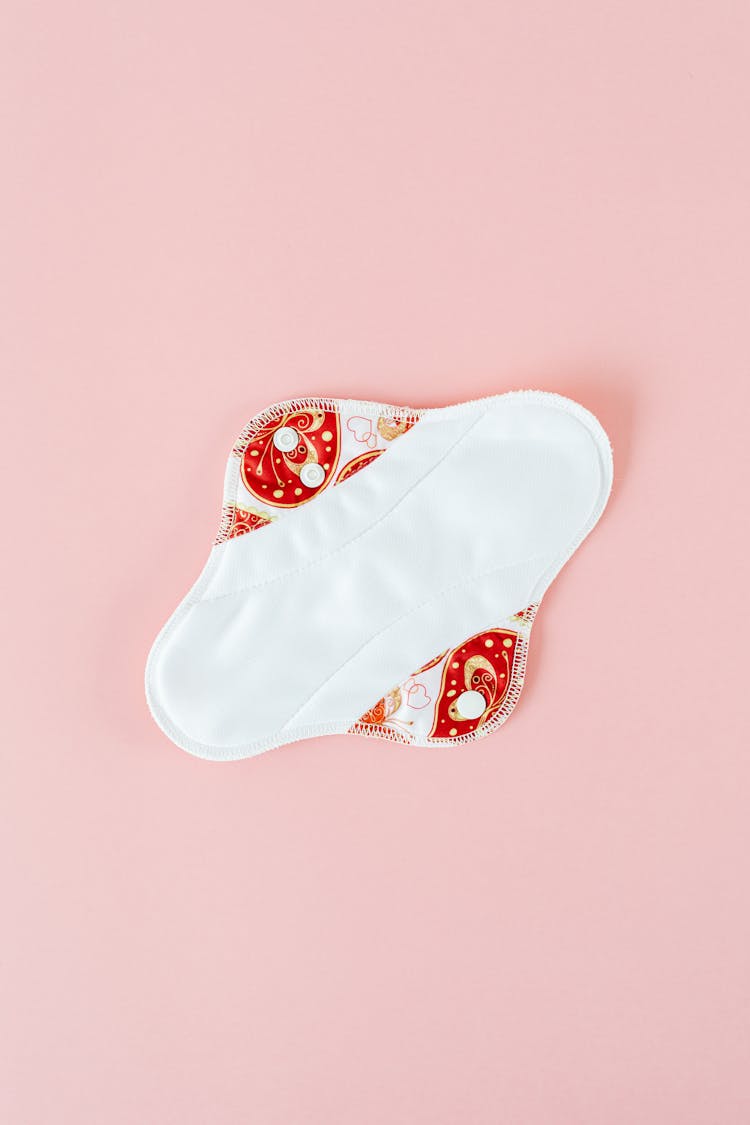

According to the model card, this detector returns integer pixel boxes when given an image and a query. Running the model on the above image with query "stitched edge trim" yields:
[347,604,539,748]
[215,503,238,545]
[229,396,425,460]
[205,407,482,605]
[145,391,613,761]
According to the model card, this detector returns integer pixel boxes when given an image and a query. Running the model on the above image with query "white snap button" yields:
[273,426,298,452]
[300,462,326,488]
[455,690,486,720]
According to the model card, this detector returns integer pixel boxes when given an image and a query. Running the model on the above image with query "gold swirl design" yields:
[377,414,416,441]
[359,688,402,726]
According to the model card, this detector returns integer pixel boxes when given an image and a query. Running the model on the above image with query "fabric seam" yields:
[201,407,486,604]
[145,390,613,760]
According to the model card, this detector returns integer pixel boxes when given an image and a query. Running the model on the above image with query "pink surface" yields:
[2,2,749,1122]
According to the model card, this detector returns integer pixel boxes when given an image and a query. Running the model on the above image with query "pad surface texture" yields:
[146,392,612,759]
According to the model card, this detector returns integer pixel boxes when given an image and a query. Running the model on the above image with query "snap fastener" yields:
[300,462,326,488]
[273,426,298,452]
[454,690,486,720]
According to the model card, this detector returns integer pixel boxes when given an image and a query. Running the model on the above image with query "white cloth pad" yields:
[146,392,612,760]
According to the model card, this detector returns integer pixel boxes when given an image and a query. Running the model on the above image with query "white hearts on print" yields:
[404,679,432,710]
[346,416,378,448]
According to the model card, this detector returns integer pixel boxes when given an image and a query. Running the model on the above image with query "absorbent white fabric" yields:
[146,391,613,760]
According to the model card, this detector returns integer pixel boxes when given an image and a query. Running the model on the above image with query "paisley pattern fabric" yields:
[216,402,420,544]
[376,415,418,441]
[215,402,536,747]
[335,448,384,483]
[356,688,412,744]
[428,628,519,739]
[216,504,274,545]
[241,407,341,509]
[211,398,536,746]
[149,392,612,760]
[350,606,538,746]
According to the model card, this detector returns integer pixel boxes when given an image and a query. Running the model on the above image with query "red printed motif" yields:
[428,627,519,740]
[241,408,341,509]
[225,505,273,539]
[219,402,421,544]
[335,448,384,483]
[357,688,412,743]
[350,610,537,745]
[377,413,418,441]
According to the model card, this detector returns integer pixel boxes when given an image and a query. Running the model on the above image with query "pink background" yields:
[3,2,749,1122]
